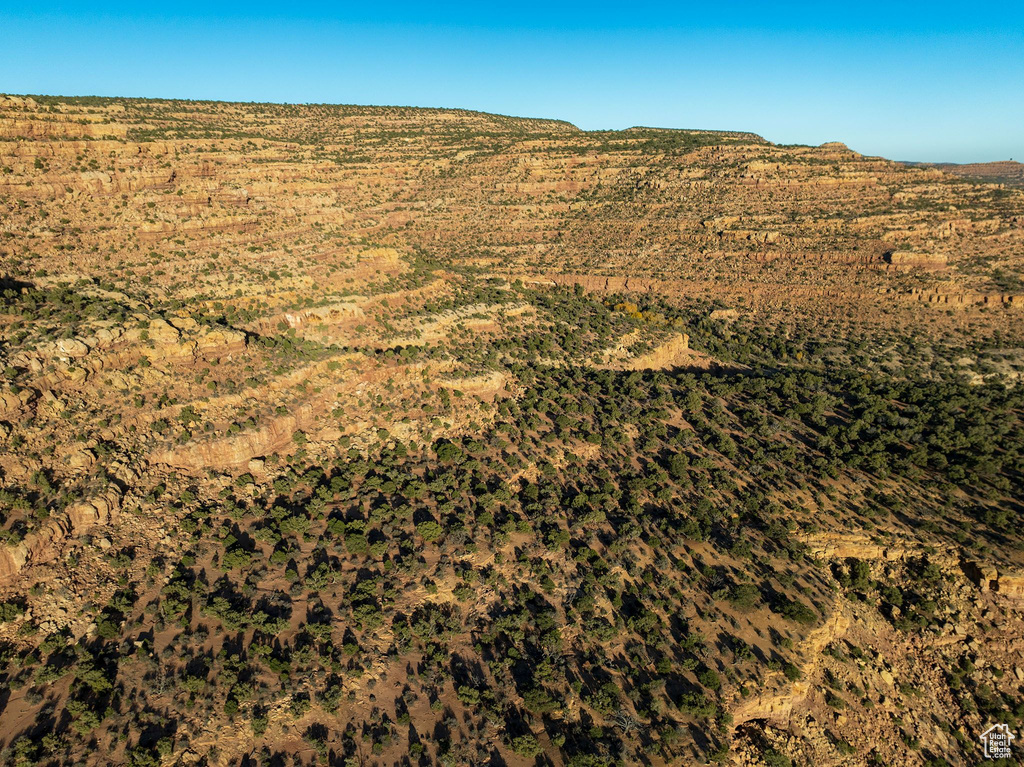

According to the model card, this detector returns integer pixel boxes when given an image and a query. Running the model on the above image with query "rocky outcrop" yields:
[281,301,366,329]
[437,371,509,398]
[900,288,1024,309]
[884,250,948,268]
[138,319,247,363]
[0,117,128,140]
[16,320,247,377]
[151,405,316,470]
[137,215,258,241]
[801,532,909,562]
[37,337,91,360]
[0,490,121,582]
[961,558,1024,597]
[624,333,691,370]
[523,273,665,295]
[731,602,852,731]
[996,573,1024,598]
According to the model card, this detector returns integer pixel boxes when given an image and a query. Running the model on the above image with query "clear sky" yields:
[2,1,1022,163]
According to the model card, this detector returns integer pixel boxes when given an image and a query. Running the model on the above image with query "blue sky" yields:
[2,2,1022,162]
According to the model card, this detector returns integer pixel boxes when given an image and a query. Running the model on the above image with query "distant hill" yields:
[908,159,1024,188]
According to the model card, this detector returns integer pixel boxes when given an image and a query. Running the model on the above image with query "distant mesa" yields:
[907,159,1024,188]
[620,125,766,140]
